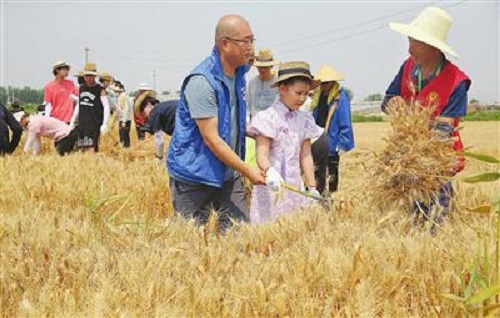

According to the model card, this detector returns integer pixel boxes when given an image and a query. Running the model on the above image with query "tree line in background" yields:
[0,86,44,106]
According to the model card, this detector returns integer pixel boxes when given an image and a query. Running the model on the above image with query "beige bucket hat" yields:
[389,6,459,59]
[99,72,114,82]
[315,64,345,82]
[253,49,279,67]
[272,61,320,89]
[81,62,99,76]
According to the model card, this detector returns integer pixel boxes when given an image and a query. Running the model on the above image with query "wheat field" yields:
[1,121,499,317]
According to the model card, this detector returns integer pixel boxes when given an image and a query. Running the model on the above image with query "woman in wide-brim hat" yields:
[246,61,324,223]
[308,64,354,196]
[381,6,472,229]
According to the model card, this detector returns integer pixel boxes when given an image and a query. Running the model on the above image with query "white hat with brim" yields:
[52,60,70,70]
[138,83,153,91]
[389,6,459,59]
[109,84,123,92]
[13,111,25,123]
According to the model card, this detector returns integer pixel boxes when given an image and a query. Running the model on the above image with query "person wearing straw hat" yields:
[133,83,156,140]
[99,72,119,116]
[0,102,23,156]
[69,62,111,153]
[246,48,279,121]
[310,64,354,195]
[248,61,323,223]
[382,7,471,226]
[43,60,79,124]
[167,14,266,231]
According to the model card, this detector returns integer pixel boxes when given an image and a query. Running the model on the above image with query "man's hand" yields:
[246,167,266,185]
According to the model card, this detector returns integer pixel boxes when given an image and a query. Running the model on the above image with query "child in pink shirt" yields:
[248,61,323,223]
[20,114,77,156]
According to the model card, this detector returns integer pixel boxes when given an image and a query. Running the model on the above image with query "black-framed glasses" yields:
[225,37,256,47]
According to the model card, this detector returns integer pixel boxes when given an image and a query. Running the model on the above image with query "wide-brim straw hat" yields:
[253,49,279,67]
[82,62,99,76]
[315,64,345,82]
[99,72,114,82]
[271,61,320,89]
[52,60,70,70]
[389,6,459,59]
[134,91,157,116]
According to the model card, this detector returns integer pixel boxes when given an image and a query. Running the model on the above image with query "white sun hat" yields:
[389,6,459,59]
[138,83,153,91]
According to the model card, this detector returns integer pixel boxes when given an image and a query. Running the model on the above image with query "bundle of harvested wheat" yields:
[369,97,457,210]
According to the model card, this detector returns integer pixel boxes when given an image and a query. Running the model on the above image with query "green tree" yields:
[365,93,383,102]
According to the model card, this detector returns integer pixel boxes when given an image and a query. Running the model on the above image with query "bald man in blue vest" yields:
[167,14,266,231]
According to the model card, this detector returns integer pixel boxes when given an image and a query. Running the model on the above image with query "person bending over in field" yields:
[247,61,323,223]
[135,96,178,160]
[19,113,78,156]
[381,7,471,227]
[69,63,110,153]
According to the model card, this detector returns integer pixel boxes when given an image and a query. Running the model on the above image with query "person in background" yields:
[69,62,110,153]
[135,96,178,159]
[246,49,279,122]
[382,7,471,227]
[0,102,22,156]
[99,72,119,115]
[310,64,355,195]
[43,61,79,124]
[19,113,78,156]
[9,100,24,115]
[113,81,132,148]
[133,83,156,140]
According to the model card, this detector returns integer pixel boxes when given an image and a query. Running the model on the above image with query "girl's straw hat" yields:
[81,63,99,76]
[389,7,459,59]
[253,49,278,67]
[272,61,320,89]
[315,64,345,82]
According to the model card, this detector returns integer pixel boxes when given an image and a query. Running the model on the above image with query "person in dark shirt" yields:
[0,103,23,156]
[69,63,110,153]
[135,95,178,159]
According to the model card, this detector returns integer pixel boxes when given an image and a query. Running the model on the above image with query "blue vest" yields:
[312,88,355,155]
[167,47,248,188]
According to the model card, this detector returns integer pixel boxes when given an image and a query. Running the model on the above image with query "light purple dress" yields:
[248,101,324,223]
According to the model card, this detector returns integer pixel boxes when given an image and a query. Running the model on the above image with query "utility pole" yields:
[152,70,157,91]
[84,47,90,63]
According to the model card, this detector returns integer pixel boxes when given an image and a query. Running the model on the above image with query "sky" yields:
[1,0,498,102]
